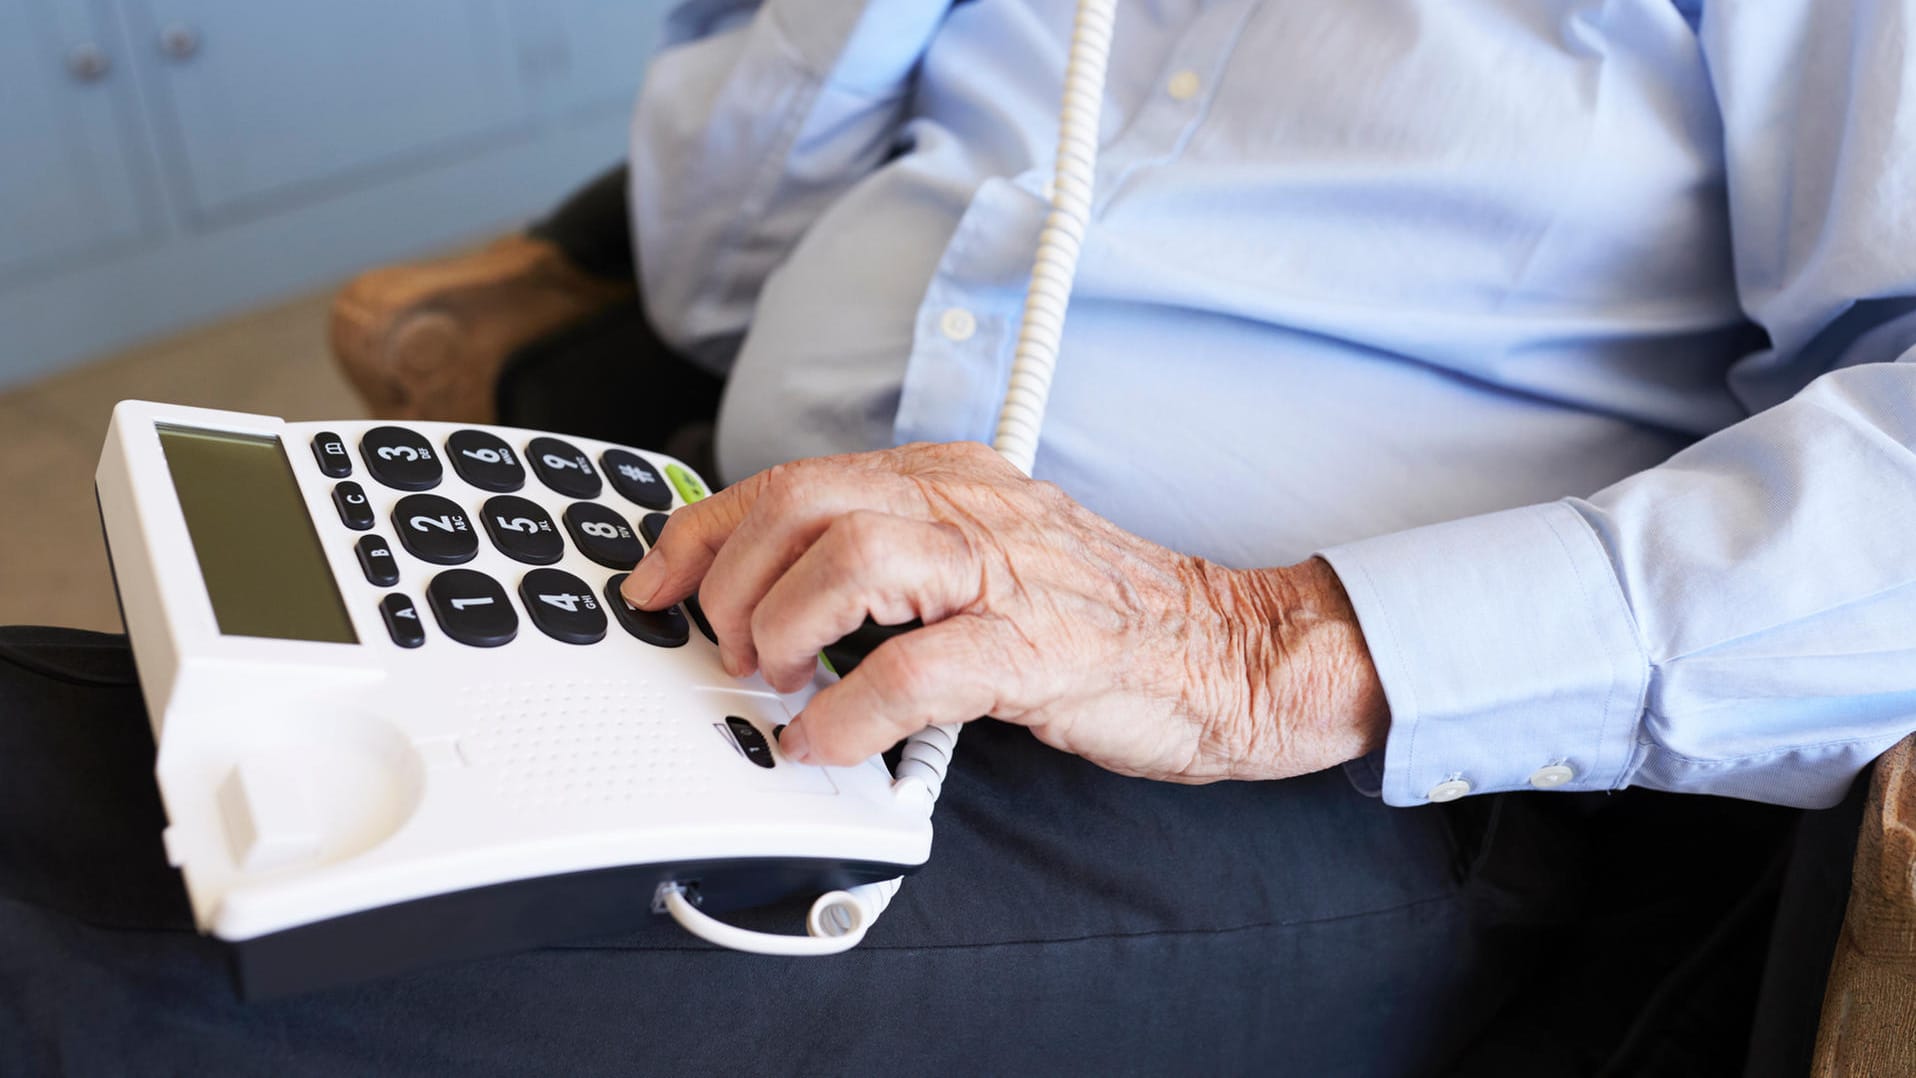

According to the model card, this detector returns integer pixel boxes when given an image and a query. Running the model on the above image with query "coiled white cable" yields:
[664,0,1118,956]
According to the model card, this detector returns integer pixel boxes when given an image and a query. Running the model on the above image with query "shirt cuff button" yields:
[1528,763,1576,789]
[1426,778,1472,803]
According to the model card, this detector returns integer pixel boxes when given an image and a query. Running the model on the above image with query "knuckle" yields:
[870,639,941,705]
[832,510,894,572]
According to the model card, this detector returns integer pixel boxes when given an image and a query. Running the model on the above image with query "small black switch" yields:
[355,534,400,587]
[725,716,775,769]
[311,431,352,477]
[332,481,376,531]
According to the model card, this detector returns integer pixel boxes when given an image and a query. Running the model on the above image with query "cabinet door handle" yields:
[158,24,200,60]
[66,42,111,82]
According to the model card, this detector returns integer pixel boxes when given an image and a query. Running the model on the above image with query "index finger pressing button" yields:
[361,426,443,491]
[605,574,689,648]
[528,437,602,499]
[427,569,518,648]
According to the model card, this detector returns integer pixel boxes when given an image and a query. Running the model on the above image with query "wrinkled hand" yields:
[622,442,1387,783]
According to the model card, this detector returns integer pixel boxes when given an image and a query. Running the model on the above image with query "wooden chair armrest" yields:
[1813,733,1916,1074]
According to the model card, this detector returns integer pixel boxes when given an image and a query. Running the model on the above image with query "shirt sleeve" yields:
[628,0,953,369]
[1318,1,1916,809]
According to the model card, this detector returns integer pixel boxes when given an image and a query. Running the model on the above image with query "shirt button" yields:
[1426,778,1472,803]
[939,307,977,342]
[1166,70,1202,101]
[1528,764,1576,789]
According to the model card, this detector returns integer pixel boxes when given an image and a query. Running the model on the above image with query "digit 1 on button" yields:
[426,569,518,647]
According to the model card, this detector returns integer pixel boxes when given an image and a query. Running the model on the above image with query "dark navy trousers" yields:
[0,627,1854,1076]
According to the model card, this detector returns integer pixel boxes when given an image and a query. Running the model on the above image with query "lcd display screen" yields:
[158,426,358,644]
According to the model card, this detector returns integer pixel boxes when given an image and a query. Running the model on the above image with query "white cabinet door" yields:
[129,0,526,218]
[505,0,668,117]
[0,0,150,279]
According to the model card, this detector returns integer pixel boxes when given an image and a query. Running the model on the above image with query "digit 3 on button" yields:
[360,426,443,491]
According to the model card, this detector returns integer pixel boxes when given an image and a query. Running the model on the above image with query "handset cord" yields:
[663,0,1119,956]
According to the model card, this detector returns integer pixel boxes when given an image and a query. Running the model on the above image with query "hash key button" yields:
[355,534,401,587]
[379,593,426,649]
[602,449,671,509]
[564,502,644,569]
[427,569,517,648]
[481,495,563,565]
[447,430,525,493]
[361,426,443,491]
[393,494,478,565]
[528,437,602,499]
[520,568,607,645]
[311,431,352,477]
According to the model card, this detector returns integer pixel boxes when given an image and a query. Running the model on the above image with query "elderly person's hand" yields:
[621,442,1388,782]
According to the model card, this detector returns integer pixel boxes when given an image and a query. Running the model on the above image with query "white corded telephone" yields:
[93,0,1117,995]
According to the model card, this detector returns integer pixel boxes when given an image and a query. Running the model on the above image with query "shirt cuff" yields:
[1317,501,1651,807]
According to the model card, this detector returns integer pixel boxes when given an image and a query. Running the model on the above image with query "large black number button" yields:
[601,449,671,510]
[379,593,426,648]
[311,431,352,477]
[563,502,644,569]
[355,534,401,587]
[426,570,517,648]
[361,426,443,491]
[332,481,375,531]
[527,437,602,498]
[447,430,525,493]
[392,494,477,565]
[481,496,563,565]
[520,568,607,645]
[638,511,669,548]
[605,574,689,648]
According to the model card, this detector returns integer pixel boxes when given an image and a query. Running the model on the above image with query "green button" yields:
[666,463,708,504]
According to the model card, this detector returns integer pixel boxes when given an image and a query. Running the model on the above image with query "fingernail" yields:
[780,721,812,764]
[718,648,743,678]
[624,551,666,608]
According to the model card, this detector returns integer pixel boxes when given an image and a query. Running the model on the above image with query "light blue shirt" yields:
[630,0,1916,809]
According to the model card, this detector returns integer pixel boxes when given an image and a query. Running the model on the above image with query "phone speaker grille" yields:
[457,679,707,805]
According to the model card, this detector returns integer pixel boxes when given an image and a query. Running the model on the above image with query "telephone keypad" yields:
[332,481,376,531]
[605,574,690,648]
[355,534,401,587]
[393,494,478,565]
[361,426,443,491]
[563,502,644,569]
[379,593,426,648]
[528,437,602,499]
[310,423,712,652]
[520,568,608,645]
[311,431,352,478]
[602,449,671,510]
[481,495,563,565]
[426,569,517,648]
[447,430,526,493]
